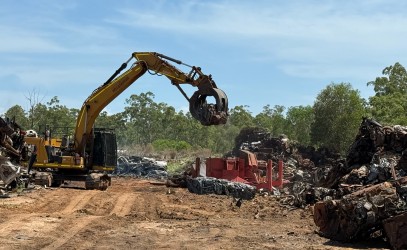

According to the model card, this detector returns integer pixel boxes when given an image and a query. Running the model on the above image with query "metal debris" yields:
[314,178,407,242]
[228,121,407,248]
[311,118,407,248]
[0,156,21,188]
[115,155,168,180]
[186,176,256,200]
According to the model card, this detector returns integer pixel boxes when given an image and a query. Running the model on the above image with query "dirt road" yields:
[0,177,390,249]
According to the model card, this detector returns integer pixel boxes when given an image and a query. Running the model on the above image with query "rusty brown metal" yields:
[383,212,407,250]
[0,117,22,157]
[313,181,399,242]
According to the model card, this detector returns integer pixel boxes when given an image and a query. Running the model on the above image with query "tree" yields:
[253,105,273,132]
[123,92,160,145]
[95,111,126,129]
[25,88,45,128]
[123,92,187,145]
[253,105,287,136]
[269,105,286,136]
[4,105,30,129]
[45,96,76,129]
[21,96,77,136]
[367,62,407,125]
[228,105,254,128]
[285,105,314,145]
[206,123,239,154]
[311,83,366,154]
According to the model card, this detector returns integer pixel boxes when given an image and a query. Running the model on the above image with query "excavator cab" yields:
[91,128,117,169]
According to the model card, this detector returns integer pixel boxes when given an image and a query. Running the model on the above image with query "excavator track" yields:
[85,173,111,191]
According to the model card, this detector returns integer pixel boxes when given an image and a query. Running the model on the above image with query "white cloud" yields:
[0,26,66,53]
[107,1,407,79]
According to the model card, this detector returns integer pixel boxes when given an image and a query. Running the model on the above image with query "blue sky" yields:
[1,0,407,116]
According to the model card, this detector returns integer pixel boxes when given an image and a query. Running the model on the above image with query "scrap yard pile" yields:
[0,117,28,193]
[116,155,258,200]
[116,155,168,179]
[232,119,407,249]
[313,118,407,249]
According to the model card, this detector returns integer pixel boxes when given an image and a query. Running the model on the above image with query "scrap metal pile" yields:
[232,127,344,205]
[0,117,28,193]
[115,155,168,179]
[186,177,257,200]
[116,155,258,200]
[233,119,407,248]
[313,118,407,248]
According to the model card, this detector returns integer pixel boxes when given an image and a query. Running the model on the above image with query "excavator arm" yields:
[74,52,228,155]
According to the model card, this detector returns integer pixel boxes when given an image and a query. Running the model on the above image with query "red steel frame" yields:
[195,156,283,191]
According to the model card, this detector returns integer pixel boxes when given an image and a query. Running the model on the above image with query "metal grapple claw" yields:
[189,87,228,126]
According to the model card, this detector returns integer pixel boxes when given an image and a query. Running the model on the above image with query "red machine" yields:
[196,150,284,191]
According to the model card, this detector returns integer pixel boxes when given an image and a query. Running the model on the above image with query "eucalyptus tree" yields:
[367,62,407,125]
[4,105,30,129]
[311,83,366,154]
[285,105,314,145]
[228,105,254,129]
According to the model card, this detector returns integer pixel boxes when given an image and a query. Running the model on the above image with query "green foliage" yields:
[270,105,286,136]
[152,139,192,151]
[285,105,314,145]
[311,83,366,154]
[369,93,407,125]
[166,159,194,174]
[95,111,125,129]
[253,105,288,136]
[6,96,77,135]
[4,105,30,129]
[253,105,273,131]
[229,105,254,128]
[368,62,407,96]
[210,124,240,153]
[367,62,407,125]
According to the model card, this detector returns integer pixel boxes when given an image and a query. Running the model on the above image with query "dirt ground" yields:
[0,177,391,250]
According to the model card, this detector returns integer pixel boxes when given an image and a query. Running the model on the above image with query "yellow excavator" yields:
[22,52,229,190]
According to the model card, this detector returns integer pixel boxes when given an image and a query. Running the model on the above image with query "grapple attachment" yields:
[189,87,228,126]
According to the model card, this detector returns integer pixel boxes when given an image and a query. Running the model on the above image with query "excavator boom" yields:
[74,52,229,154]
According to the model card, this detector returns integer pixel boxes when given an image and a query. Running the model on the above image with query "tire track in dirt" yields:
[40,191,136,249]
[0,214,33,235]
[0,189,99,244]
[41,215,100,250]
[60,190,97,215]
[38,191,136,249]
[110,193,136,217]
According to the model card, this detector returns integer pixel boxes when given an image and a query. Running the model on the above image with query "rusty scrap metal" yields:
[309,118,407,248]
[116,155,168,179]
[0,117,24,158]
[383,212,407,250]
[314,178,407,243]
[0,156,21,188]
[318,118,407,189]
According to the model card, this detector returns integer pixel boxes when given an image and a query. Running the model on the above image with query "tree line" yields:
[3,62,407,156]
